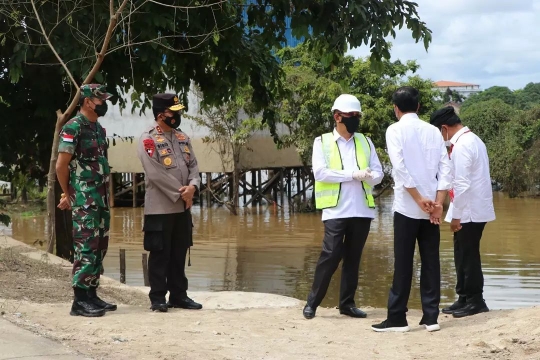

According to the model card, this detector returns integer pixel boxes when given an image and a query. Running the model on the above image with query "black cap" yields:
[152,93,184,112]
[430,106,461,128]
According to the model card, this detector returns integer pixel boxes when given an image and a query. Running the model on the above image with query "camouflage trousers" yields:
[71,205,110,290]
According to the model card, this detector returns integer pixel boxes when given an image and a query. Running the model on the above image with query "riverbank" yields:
[1,236,539,360]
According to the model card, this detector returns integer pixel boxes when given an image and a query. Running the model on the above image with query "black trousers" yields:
[307,217,371,309]
[387,212,440,324]
[144,211,193,304]
[454,222,486,304]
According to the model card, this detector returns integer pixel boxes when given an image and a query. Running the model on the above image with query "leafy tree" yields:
[515,82,540,110]
[1,0,431,249]
[489,107,540,197]
[461,86,517,111]
[274,44,438,164]
[186,87,264,215]
[460,99,516,146]
[442,88,464,104]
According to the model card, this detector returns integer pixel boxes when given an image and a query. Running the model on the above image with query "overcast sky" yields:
[347,0,540,90]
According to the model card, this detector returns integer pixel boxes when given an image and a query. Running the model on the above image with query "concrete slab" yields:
[0,318,88,360]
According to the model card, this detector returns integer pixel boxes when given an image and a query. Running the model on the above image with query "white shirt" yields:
[312,130,384,221]
[444,127,496,223]
[386,113,453,220]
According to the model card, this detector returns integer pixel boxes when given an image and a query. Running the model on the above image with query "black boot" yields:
[88,287,117,311]
[452,300,489,318]
[442,298,467,314]
[167,296,203,310]
[70,288,105,317]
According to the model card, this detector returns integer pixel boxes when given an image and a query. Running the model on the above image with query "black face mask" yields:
[341,115,360,134]
[92,102,108,117]
[163,112,181,129]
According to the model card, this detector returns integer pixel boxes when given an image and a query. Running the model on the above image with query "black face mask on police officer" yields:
[162,112,181,129]
[340,115,360,134]
[91,101,108,117]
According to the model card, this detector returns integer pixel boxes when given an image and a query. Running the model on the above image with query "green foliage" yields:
[487,107,540,197]
[0,0,431,188]
[442,88,464,104]
[462,83,540,112]
[272,44,438,165]
[460,99,516,145]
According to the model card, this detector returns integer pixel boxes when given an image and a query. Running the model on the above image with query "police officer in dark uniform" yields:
[137,93,202,312]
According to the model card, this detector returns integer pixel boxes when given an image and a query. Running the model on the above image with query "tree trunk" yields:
[55,177,73,261]
[21,186,28,204]
[46,113,66,254]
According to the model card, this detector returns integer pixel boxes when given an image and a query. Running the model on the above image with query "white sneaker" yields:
[424,323,441,332]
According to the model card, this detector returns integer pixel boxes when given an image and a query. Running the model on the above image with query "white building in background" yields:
[100,87,303,174]
[433,80,481,98]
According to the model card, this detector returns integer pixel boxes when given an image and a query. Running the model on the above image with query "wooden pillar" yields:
[251,170,257,206]
[280,169,284,206]
[287,168,292,202]
[108,173,115,208]
[206,172,212,205]
[296,168,301,197]
[132,173,137,207]
[228,172,234,201]
[242,172,247,205]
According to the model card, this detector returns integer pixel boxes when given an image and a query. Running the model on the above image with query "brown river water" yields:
[3,192,540,310]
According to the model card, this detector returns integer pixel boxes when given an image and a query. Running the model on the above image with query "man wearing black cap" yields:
[137,93,202,312]
[430,106,495,318]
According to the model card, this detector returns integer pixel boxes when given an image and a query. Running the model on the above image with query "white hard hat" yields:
[331,94,362,113]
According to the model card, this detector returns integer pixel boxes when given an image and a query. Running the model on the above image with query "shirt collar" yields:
[399,113,420,122]
[76,113,91,126]
[450,126,470,145]
[333,129,354,142]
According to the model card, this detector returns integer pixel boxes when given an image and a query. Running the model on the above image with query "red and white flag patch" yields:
[62,133,74,143]
[143,139,155,157]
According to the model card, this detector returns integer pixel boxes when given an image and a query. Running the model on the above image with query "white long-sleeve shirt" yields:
[312,130,384,221]
[444,127,496,223]
[386,113,453,220]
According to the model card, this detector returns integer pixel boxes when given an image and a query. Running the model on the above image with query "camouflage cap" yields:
[80,84,112,100]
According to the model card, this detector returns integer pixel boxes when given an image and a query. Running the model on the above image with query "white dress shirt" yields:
[386,113,453,220]
[312,130,384,221]
[444,127,496,223]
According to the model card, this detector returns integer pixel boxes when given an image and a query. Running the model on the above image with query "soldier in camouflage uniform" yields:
[137,93,202,312]
[56,84,117,317]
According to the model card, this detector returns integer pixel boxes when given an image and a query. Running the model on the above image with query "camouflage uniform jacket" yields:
[58,113,110,208]
[137,125,201,215]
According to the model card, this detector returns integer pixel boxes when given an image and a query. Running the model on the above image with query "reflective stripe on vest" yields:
[314,132,375,210]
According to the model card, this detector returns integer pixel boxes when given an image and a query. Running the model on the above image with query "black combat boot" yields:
[70,288,105,317]
[88,287,117,311]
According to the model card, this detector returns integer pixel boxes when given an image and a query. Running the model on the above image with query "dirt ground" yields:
[1,244,540,360]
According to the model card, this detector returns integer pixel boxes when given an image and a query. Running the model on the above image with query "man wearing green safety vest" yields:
[303,94,383,320]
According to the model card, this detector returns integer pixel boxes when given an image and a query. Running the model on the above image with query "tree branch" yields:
[29,0,79,90]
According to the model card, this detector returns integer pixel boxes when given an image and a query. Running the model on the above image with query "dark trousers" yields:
[145,211,192,304]
[454,222,486,304]
[307,217,371,309]
[387,212,441,324]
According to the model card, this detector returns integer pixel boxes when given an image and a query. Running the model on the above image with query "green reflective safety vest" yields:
[314,132,375,210]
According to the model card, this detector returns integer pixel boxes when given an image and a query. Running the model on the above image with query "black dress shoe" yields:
[303,304,316,319]
[339,307,367,318]
[452,302,489,318]
[151,303,169,312]
[70,300,106,317]
[167,297,203,310]
[442,300,466,314]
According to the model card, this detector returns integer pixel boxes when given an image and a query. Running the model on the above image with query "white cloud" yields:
[347,0,540,90]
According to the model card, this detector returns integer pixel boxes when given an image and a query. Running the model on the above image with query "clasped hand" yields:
[179,185,195,209]
[352,168,372,181]
[415,197,443,225]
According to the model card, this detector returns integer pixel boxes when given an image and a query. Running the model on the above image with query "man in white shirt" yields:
[303,94,384,320]
[372,87,452,333]
[430,106,495,318]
